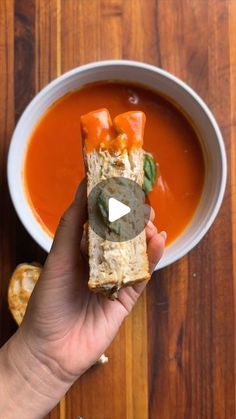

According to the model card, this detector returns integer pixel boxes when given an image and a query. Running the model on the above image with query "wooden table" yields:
[0,1,235,418]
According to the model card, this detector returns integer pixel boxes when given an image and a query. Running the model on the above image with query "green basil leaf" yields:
[144,158,153,181]
[149,156,156,180]
[143,153,157,194]
[98,191,108,220]
[109,221,121,235]
[98,191,121,235]
[143,177,153,194]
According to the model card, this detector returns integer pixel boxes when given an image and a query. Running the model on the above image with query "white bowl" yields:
[7,60,227,269]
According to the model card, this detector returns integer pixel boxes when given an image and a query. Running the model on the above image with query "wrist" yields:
[0,329,75,418]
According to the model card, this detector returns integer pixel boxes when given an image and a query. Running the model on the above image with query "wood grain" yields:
[229,2,236,418]
[0,0,16,346]
[0,1,235,418]
[148,2,235,419]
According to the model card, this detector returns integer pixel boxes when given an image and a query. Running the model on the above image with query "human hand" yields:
[0,179,166,418]
[20,179,166,379]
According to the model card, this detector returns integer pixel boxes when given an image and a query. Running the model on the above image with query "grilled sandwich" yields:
[81,109,152,299]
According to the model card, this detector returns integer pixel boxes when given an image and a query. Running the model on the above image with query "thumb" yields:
[50,178,87,261]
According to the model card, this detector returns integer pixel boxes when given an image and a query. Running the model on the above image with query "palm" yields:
[58,288,138,375]
[23,255,143,377]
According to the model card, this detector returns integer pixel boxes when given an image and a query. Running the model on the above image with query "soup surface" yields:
[25,82,205,245]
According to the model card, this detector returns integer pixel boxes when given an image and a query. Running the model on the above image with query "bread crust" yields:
[89,273,150,300]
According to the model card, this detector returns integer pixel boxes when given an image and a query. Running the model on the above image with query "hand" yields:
[0,179,166,418]
[20,179,166,379]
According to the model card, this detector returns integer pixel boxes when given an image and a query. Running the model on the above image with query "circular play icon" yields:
[88,177,150,242]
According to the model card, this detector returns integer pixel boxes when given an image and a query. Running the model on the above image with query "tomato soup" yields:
[24,82,205,245]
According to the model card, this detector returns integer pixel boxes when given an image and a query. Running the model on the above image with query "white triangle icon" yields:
[108,197,131,223]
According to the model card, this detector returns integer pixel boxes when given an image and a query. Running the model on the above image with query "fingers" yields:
[144,204,155,224]
[50,178,87,259]
[131,222,166,295]
[80,222,89,257]
[117,210,166,309]
[147,228,166,273]
[145,219,157,242]
[145,208,166,273]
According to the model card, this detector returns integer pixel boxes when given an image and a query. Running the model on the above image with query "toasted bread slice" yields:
[81,109,150,299]
[8,263,42,325]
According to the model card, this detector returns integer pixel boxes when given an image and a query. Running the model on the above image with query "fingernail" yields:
[160,231,167,240]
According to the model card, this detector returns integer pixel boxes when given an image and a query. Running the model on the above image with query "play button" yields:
[87,177,151,242]
[108,198,131,222]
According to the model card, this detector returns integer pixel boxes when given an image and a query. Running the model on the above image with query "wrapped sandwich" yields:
[81,109,154,299]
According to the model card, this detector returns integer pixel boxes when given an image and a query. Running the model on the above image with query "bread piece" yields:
[8,263,42,325]
[81,109,150,299]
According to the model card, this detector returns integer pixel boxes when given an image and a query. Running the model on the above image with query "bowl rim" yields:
[7,59,227,269]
